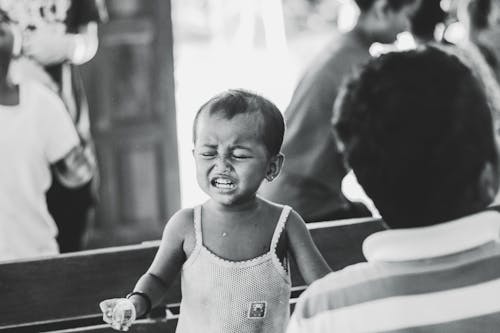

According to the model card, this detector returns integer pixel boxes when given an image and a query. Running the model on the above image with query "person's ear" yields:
[331,96,346,155]
[479,161,500,202]
[265,153,284,182]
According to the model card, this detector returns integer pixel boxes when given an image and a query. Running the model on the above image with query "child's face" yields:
[193,112,275,207]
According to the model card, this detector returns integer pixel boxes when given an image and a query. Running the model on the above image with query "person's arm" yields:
[69,22,100,65]
[52,142,95,188]
[287,210,331,285]
[34,81,88,185]
[127,209,191,317]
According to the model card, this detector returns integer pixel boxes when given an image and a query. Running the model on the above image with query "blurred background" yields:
[82,0,470,249]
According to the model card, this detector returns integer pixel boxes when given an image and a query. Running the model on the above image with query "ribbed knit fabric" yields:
[176,205,292,333]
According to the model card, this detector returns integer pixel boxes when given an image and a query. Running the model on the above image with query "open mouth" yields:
[211,177,236,190]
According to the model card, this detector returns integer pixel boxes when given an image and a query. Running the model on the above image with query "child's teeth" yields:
[215,178,235,188]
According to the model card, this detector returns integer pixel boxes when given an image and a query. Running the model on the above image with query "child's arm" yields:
[127,209,192,317]
[286,210,331,285]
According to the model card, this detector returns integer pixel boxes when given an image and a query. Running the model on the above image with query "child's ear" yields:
[265,153,284,182]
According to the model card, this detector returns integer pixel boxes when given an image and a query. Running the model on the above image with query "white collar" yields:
[363,211,500,262]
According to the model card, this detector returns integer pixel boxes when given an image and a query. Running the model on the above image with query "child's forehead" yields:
[200,110,265,131]
[197,111,266,143]
[205,109,264,122]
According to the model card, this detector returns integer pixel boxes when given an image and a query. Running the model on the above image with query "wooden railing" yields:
[0,217,384,332]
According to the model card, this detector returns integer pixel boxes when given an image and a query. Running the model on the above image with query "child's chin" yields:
[211,193,238,205]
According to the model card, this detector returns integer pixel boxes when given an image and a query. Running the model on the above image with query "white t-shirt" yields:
[0,81,79,262]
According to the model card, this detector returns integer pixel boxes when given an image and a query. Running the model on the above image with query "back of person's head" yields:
[193,89,285,156]
[333,46,499,228]
[410,0,446,42]
[354,0,417,12]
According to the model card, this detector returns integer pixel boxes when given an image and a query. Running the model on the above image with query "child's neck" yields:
[207,196,260,215]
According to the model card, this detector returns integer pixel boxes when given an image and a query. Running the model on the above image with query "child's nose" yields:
[215,156,232,172]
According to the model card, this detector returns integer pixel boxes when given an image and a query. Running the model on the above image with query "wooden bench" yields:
[0,217,384,333]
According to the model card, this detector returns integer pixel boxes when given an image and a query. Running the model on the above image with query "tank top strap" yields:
[270,205,292,252]
[193,205,203,246]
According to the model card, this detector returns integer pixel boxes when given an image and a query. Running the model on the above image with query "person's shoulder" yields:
[294,262,374,316]
[258,197,298,219]
[22,80,65,111]
[306,262,370,292]
[20,81,69,122]
[257,196,280,209]
[165,207,195,232]
[171,207,195,220]
[22,80,59,100]
[259,197,301,216]
[264,200,303,227]
[157,207,196,246]
[327,32,369,58]
[301,33,369,88]
[258,199,305,236]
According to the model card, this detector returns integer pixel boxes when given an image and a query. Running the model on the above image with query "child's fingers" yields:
[99,298,120,324]
[113,299,136,327]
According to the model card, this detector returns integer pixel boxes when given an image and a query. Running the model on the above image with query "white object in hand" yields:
[99,298,137,331]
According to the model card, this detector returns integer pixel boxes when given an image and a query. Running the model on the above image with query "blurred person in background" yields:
[451,0,500,134]
[410,0,447,44]
[259,0,420,222]
[289,45,500,333]
[0,17,94,262]
[1,0,107,252]
[459,0,500,82]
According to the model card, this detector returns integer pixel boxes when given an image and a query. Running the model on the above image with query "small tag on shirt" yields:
[248,301,267,319]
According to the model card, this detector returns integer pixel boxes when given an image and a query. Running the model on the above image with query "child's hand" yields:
[99,298,136,331]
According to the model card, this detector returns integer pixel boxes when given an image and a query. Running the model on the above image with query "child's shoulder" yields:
[171,207,195,222]
[259,196,289,211]
[258,197,303,224]
[163,207,196,238]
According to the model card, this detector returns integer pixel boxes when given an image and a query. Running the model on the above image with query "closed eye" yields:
[197,151,216,159]
[232,148,252,159]
[232,154,251,159]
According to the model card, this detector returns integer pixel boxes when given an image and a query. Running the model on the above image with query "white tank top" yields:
[176,205,292,333]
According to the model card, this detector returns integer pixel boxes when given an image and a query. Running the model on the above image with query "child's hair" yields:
[333,46,499,228]
[192,89,285,156]
[354,0,417,12]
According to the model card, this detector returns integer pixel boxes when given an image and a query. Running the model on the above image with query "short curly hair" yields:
[193,89,285,156]
[333,46,499,228]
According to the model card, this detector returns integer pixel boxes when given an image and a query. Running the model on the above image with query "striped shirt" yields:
[287,210,500,333]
